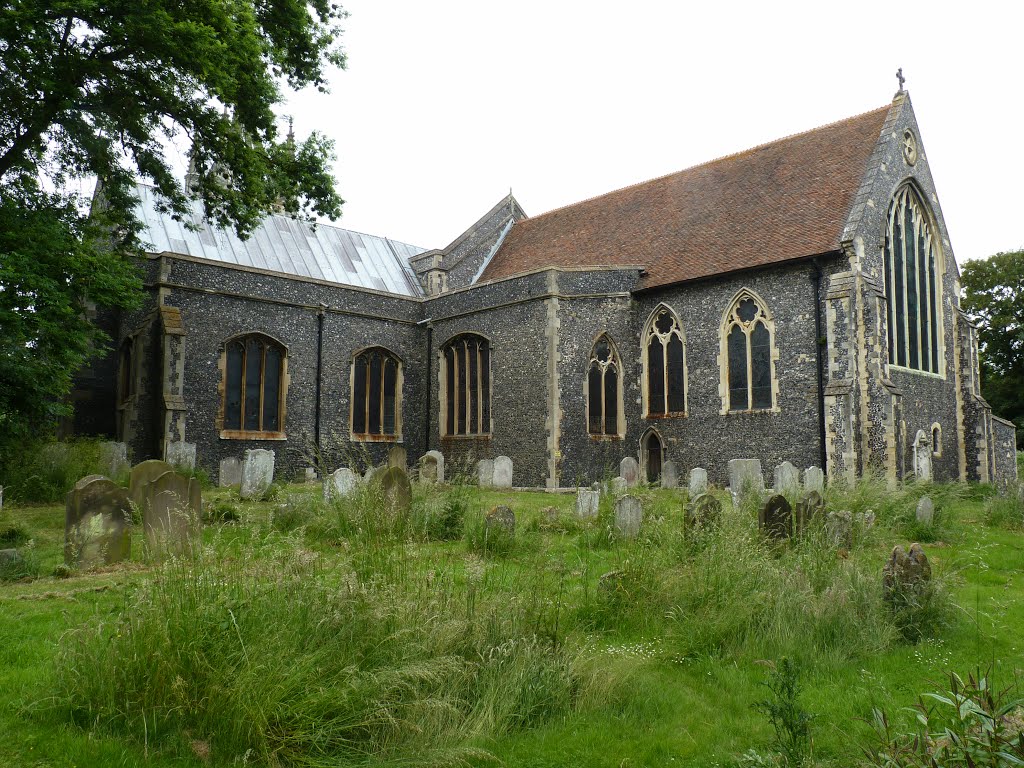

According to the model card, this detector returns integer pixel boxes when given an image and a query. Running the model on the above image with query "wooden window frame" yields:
[642,304,688,418]
[350,346,403,442]
[218,333,288,440]
[439,333,492,438]
[586,333,625,439]
[719,289,780,415]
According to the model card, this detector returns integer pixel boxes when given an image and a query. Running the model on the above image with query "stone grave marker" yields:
[304,467,318,483]
[795,489,825,533]
[541,506,559,524]
[912,431,932,482]
[803,466,825,494]
[98,441,129,477]
[129,459,174,514]
[219,457,242,487]
[883,543,932,604]
[485,505,516,537]
[619,457,640,487]
[145,470,201,559]
[686,492,722,529]
[728,459,764,506]
[493,456,513,489]
[240,449,275,500]
[477,459,494,488]
[773,461,800,495]
[758,493,793,541]
[64,475,132,567]
[610,477,627,494]
[614,495,643,538]
[324,467,358,501]
[0,548,23,570]
[688,467,708,496]
[376,466,412,515]
[915,496,934,525]
[166,441,197,471]
[388,445,408,470]
[419,451,445,484]
[826,510,853,548]
[661,460,680,489]
[575,488,601,520]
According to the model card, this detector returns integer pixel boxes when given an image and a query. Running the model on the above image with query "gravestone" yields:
[323,467,358,501]
[485,505,516,537]
[388,445,407,470]
[219,457,242,487]
[883,543,932,603]
[619,457,640,487]
[376,466,412,514]
[166,441,197,471]
[64,475,132,567]
[803,466,825,494]
[773,461,800,495]
[758,493,793,541]
[688,467,708,496]
[492,456,513,489]
[0,485,4,510]
[859,511,876,530]
[614,495,643,538]
[304,467,318,483]
[419,451,445,484]
[145,470,201,558]
[575,488,601,520]
[98,441,129,478]
[826,510,853,548]
[240,449,275,500]
[129,459,175,514]
[477,459,494,488]
[661,460,680,489]
[541,506,559,524]
[41,443,70,466]
[0,548,23,570]
[915,496,934,525]
[686,492,722,529]
[795,489,825,533]
[912,430,932,482]
[610,477,627,495]
[728,459,764,506]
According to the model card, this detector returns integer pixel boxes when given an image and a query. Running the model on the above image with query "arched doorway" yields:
[642,429,664,484]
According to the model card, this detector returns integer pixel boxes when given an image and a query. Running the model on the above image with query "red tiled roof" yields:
[480,104,891,290]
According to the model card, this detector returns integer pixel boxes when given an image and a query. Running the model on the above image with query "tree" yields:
[960,249,1024,447]
[0,0,346,451]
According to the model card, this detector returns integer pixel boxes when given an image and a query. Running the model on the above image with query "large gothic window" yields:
[644,306,686,416]
[351,347,401,439]
[441,334,491,436]
[223,334,286,435]
[721,291,776,412]
[587,334,622,437]
[884,185,941,374]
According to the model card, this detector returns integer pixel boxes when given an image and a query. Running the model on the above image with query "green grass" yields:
[0,476,1022,767]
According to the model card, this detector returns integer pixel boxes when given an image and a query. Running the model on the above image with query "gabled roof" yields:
[132,184,428,297]
[479,103,892,290]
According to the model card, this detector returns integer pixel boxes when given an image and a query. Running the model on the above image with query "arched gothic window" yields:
[884,185,941,374]
[587,334,622,437]
[441,334,490,436]
[222,334,286,435]
[351,347,401,438]
[118,338,135,405]
[722,291,776,412]
[644,306,686,416]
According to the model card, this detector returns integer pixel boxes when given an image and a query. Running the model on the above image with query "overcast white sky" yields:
[192,0,1024,262]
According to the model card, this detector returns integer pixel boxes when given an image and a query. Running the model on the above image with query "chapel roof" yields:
[478,103,892,290]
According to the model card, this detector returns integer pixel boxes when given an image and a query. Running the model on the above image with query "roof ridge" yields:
[522,103,893,225]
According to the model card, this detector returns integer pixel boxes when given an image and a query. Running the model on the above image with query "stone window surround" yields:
[117,334,138,407]
[586,332,625,439]
[349,346,403,442]
[717,288,781,415]
[931,421,942,458]
[438,332,492,438]
[642,303,688,418]
[217,332,289,441]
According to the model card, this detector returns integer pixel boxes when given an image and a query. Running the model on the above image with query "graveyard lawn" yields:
[0,481,1022,767]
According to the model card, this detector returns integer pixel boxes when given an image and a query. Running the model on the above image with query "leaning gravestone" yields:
[614,495,643,538]
[376,466,412,515]
[492,456,513,489]
[795,489,825,533]
[64,475,132,567]
[619,457,640,487]
[688,467,708,496]
[883,543,932,604]
[728,459,764,506]
[219,457,242,487]
[758,493,793,541]
[477,459,495,488]
[661,460,680,489]
[485,505,516,537]
[323,467,358,501]
[915,496,934,525]
[145,470,201,559]
[388,445,407,470]
[166,441,197,471]
[240,449,275,500]
[98,441,129,478]
[419,451,445,484]
[773,461,800,495]
[575,488,601,520]
[129,459,175,514]
[803,466,825,494]
[686,492,722,529]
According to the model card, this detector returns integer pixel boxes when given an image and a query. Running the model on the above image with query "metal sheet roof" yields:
[133,184,427,297]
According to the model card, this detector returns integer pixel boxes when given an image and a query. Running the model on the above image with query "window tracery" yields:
[222,334,286,437]
[440,334,491,437]
[587,334,623,437]
[351,347,401,439]
[644,306,686,416]
[721,291,777,412]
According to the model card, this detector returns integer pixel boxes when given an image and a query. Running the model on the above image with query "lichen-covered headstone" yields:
[826,510,853,548]
[688,467,708,496]
[492,456,513,489]
[614,495,643,538]
[728,459,764,506]
[883,543,932,604]
[575,488,600,520]
[240,449,275,500]
[661,460,680,489]
[129,459,174,514]
[99,441,129,478]
[376,466,412,515]
[419,451,445,484]
[477,459,494,488]
[485,505,516,537]
[166,441,196,471]
[64,475,132,567]
[219,457,242,487]
[915,496,934,525]
[912,431,932,482]
[758,493,793,541]
[388,445,407,470]
[686,492,721,529]
[795,489,825,533]
[619,457,640,487]
[145,470,201,559]
[323,467,358,501]
[773,461,800,495]
[803,466,825,494]
[304,467,318,483]
[610,476,627,495]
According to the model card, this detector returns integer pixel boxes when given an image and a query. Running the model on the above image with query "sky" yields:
[174,0,1024,263]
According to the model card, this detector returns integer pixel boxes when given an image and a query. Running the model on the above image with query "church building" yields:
[75,89,1019,489]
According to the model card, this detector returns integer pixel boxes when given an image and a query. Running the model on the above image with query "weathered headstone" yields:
[323,467,358,501]
[758,493,793,541]
[388,445,408,470]
[915,496,934,525]
[912,430,932,482]
[130,459,175,514]
[575,488,601,520]
[728,459,764,506]
[826,510,853,548]
[485,505,516,537]
[619,457,640,487]
[688,467,708,496]
[773,461,800,495]
[477,459,495,488]
[99,441,129,477]
[219,457,242,487]
[493,456,513,489]
[145,470,201,559]
[376,466,412,514]
[883,543,932,603]
[795,489,825,533]
[858,511,876,530]
[686,492,722,529]
[0,548,23,570]
[803,466,825,494]
[304,467,318,483]
[240,449,275,500]
[419,451,445,484]
[166,441,197,471]
[661,460,680,489]
[64,475,132,567]
[614,495,643,538]
[541,506,559,524]
[610,477,627,495]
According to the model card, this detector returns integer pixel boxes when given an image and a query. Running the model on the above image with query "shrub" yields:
[0,439,111,503]
[752,657,814,767]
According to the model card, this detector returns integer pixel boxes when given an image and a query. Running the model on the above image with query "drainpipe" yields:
[420,319,433,453]
[314,303,326,451]
[812,260,828,472]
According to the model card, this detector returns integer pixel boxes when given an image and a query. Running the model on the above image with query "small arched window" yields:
[441,334,490,436]
[884,185,942,374]
[223,334,286,436]
[118,338,135,405]
[931,422,942,458]
[587,334,622,437]
[721,291,776,412]
[644,306,686,416]
[351,347,402,439]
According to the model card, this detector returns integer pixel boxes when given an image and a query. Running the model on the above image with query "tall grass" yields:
[0,439,119,503]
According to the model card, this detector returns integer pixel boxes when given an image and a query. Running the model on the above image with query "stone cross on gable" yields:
[896,67,905,92]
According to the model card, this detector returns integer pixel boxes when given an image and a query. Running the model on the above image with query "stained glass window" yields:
[441,335,491,436]
[723,292,775,412]
[352,347,401,438]
[645,307,686,416]
[588,334,621,436]
[223,335,285,433]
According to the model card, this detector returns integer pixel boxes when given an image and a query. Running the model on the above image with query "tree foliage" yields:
[0,0,347,454]
[960,249,1024,445]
